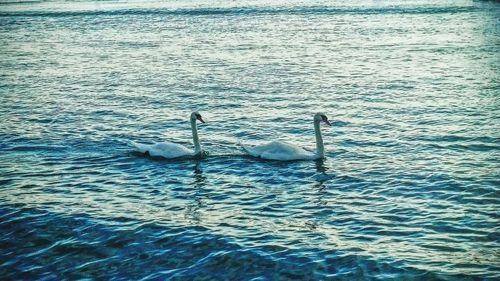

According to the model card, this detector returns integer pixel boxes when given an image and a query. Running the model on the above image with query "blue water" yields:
[1,0,499,279]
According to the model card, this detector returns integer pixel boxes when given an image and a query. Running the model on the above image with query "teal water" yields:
[0,0,499,279]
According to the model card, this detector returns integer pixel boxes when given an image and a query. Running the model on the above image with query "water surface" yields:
[0,0,499,279]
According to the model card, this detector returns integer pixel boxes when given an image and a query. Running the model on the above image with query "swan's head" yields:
[314,112,331,126]
[191,112,205,123]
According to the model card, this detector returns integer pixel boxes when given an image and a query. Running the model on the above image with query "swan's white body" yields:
[241,113,330,161]
[133,112,204,159]
[242,141,318,161]
[133,142,195,158]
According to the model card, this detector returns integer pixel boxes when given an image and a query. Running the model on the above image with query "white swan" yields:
[133,112,206,159]
[241,113,331,161]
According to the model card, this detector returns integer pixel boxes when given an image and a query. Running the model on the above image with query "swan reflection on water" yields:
[313,159,332,207]
[185,161,208,223]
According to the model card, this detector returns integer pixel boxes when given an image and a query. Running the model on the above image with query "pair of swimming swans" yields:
[133,112,331,161]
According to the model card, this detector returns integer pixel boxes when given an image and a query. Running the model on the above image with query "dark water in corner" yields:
[0,0,499,279]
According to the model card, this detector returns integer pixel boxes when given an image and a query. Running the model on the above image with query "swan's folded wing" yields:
[261,147,315,161]
[150,142,193,158]
[240,141,285,157]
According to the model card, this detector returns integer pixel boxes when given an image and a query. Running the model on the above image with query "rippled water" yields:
[1,0,499,279]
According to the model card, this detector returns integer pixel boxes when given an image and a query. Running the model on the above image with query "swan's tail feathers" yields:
[240,144,252,155]
[239,142,260,158]
[131,142,150,154]
[237,141,249,152]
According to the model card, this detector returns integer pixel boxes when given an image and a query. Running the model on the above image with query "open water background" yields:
[0,0,499,279]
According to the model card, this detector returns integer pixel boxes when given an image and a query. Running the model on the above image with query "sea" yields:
[0,0,499,279]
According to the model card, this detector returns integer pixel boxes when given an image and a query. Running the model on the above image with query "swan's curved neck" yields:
[314,119,324,158]
[191,119,201,154]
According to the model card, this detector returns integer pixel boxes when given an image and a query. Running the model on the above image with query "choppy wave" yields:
[0,207,486,280]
